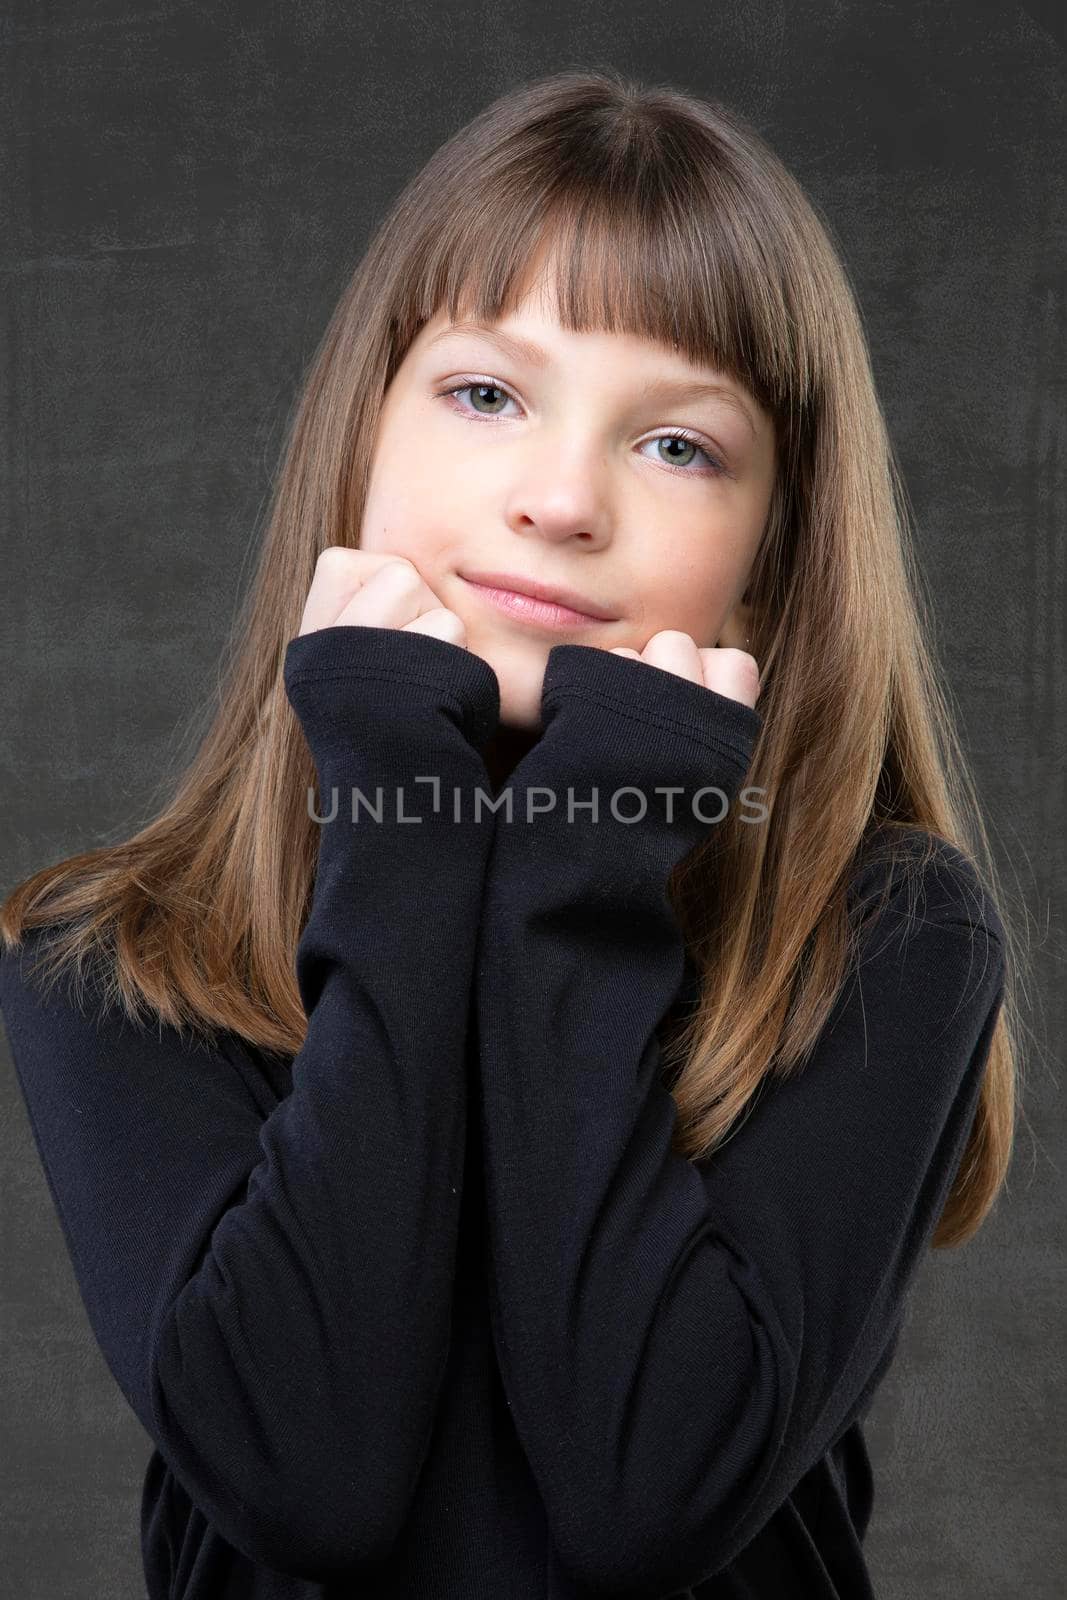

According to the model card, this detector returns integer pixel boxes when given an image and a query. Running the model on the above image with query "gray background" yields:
[2,2,1063,1594]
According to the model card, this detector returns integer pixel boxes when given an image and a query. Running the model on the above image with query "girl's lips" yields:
[458,576,617,633]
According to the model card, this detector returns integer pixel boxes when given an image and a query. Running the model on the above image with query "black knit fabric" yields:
[0,624,1006,1598]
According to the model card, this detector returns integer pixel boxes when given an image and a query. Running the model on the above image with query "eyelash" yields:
[435,376,729,479]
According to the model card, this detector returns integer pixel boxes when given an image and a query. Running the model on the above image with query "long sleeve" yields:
[474,641,1007,1599]
[0,623,500,1581]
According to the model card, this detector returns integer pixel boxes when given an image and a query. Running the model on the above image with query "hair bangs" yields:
[400,170,805,425]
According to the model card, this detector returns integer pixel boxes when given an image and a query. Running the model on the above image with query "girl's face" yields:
[360,271,777,729]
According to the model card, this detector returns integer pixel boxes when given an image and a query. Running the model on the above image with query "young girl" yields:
[0,69,1021,1600]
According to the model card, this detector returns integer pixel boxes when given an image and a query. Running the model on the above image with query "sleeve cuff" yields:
[541,643,762,767]
[283,625,501,750]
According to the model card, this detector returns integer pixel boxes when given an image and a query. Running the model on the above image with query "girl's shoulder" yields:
[846,823,1006,949]
[0,924,289,1118]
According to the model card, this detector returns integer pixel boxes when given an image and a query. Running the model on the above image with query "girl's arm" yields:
[0,622,499,1581]
[475,641,1006,1599]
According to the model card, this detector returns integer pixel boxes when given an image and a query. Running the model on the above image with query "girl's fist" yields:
[297,547,470,649]
[609,630,761,709]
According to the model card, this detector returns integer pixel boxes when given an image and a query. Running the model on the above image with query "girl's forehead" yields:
[422,262,708,367]
[415,298,768,425]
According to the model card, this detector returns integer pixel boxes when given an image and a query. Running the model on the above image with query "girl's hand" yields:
[297,547,470,648]
[609,631,761,709]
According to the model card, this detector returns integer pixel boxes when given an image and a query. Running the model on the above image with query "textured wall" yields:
[2,4,1063,1595]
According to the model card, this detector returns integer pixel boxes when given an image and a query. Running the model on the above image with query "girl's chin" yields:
[496,694,544,734]
[463,642,547,729]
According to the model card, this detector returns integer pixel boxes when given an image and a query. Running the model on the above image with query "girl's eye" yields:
[441,380,518,417]
[436,378,729,478]
[638,432,726,477]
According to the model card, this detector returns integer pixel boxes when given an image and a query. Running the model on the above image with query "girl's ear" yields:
[715,598,757,651]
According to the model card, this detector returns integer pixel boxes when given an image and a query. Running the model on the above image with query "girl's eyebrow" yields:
[424,321,758,438]
[634,376,758,439]
[426,321,552,370]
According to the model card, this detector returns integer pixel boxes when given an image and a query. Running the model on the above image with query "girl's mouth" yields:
[458,576,617,633]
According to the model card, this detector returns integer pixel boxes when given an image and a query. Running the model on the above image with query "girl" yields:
[0,68,1021,1599]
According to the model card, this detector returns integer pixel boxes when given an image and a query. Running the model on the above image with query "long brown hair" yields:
[2,68,1028,1247]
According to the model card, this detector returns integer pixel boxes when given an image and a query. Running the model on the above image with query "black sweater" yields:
[0,624,1007,1599]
